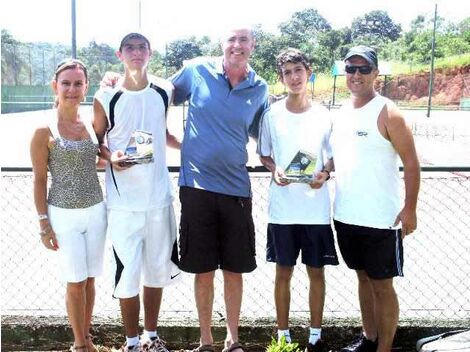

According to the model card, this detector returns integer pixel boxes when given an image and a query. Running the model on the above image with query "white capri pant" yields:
[48,201,107,283]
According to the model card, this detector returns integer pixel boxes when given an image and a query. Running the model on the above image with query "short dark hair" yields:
[119,32,151,52]
[276,48,311,76]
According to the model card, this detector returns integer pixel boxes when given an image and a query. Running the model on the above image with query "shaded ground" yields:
[2,315,468,352]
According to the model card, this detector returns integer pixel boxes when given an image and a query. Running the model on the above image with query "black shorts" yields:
[267,223,339,268]
[178,186,257,274]
[334,220,404,279]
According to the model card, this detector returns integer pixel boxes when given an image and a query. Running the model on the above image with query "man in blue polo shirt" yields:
[172,25,268,352]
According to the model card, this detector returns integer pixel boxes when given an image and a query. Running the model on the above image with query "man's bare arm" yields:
[383,103,420,237]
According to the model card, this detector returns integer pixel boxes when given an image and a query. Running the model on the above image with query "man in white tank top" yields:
[330,46,420,352]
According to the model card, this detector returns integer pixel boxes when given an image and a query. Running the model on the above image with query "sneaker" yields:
[121,343,142,352]
[305,340,324,352]
[340,334,378,352]
[142,337,170,352]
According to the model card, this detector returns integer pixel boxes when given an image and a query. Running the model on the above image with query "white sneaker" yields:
[142,338,169,352]
[120,342,142,352]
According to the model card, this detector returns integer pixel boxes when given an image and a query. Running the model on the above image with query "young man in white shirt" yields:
[94,33,181,352]
[257,48,338,352]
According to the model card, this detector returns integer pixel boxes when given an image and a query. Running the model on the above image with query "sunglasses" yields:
[345,65,373,74]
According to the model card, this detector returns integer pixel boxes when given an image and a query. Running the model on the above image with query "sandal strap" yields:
[193,345,216,352]
[70,345,88,351]
[85,334,98,352]
[223,342,245,352]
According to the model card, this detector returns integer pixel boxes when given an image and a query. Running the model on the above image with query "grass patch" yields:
[391,53,470,75]
[266,336,302,352]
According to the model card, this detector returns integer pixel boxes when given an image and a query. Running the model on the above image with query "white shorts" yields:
[48,202,107,283]
[108,204,181,298]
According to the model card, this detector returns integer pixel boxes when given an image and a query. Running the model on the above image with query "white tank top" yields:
[94,80,174,211]
[331,95,401,229]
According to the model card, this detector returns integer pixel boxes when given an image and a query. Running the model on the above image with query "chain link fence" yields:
[1,41,118,113]
[1,170,469,324]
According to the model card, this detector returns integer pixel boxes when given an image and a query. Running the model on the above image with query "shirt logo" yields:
[355,130,368,137]
[171,272,181,280]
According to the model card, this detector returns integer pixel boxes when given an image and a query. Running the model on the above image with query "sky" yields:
[1,0,468,52]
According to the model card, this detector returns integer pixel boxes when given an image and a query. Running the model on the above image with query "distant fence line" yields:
[3,84,470,114]
[1,85,99,113]
[1,167,469,325]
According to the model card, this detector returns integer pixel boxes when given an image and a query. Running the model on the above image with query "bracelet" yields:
[38,214,48,221]
[39,225,51,237]
[321,169,331,181]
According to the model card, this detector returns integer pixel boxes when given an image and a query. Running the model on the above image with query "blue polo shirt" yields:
[171,57,268,197]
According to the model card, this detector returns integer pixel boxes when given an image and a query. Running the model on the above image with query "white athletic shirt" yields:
[330,94,401,229]
[257,99,332,224]
[94,79,173,211]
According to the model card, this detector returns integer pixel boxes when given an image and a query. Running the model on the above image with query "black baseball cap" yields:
[119,32,151,51]
[344,45,378,67]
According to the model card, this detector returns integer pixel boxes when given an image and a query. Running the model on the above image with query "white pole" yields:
[426,3,437,117]
[71,0,77,58]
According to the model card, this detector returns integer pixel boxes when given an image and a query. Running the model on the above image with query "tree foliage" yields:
[198,35,222,57]
[313,28,351,72]
[351,10,402,45]
[383,14,470,64]
[251,25,286,83]
[1,30,72,85]
[78,41,120,85]
[2,30,27,85]
[459,18,470,43]
[2,11,469,88]
[278,8,331,48]
[148,51,166,78]
[165,37,203,72]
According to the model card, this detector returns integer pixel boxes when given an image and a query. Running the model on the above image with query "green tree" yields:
[278,8,331,49]
[251,25,285,83]
[410,15,427,33]
[199,35,222,57]
[351,10,402,45]
[78,40,120,85]
[313,28,351,72]
[391,15,470,64]
[148,51,166,78]
[459,17,470,43]
[33,42,71,84]
[1,30,27,85]
[165,37,203,72]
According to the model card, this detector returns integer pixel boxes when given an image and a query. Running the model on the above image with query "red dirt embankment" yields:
[377,65,470,105]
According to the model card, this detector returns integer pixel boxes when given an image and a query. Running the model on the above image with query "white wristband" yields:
[38,214,48,221]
